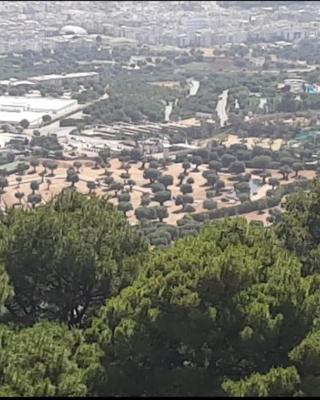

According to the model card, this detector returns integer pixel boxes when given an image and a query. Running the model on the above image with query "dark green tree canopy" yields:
[87,218,319,396]
[0,321,103,397]
[0,192,147,327]
[143,168,161,184]
[276,179,320,274]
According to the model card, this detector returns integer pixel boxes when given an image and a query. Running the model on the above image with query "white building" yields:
[0,96,79,128]
[284,78,306,93]
[29,71,100,86]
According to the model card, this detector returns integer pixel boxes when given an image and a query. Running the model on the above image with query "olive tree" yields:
[182,160,191,174]
[14,191,25,205]
[135,206,156,222]
[30,180,39,194]
[110,182,124,197]
[30,158,39,174]
[203,198,217,210]
[47,161,58,177]
[269,177,280,191]
[73,161,82,173]
[175,194,194,212]
[279,165,292,181]
[153,190,171,206]
[180,183,193,195]
[229,161,246,174]
[118,201,133,216]
[118,192,131,203]
[191,155,203,172]
[143,168,161,184]
[87,181,96,194]
[292,162,303,177]
[158,175,174,190]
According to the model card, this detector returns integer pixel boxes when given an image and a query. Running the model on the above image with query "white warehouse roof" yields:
[0,96,77,112]
[0,111,43,126]
[0,96,78,128]
[29,71,99,83]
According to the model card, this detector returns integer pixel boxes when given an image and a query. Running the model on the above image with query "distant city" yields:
[0,0,319,53]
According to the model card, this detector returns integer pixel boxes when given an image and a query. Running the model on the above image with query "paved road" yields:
[187,79,200,97]
[216,89,229,127]
[164,101,173,122]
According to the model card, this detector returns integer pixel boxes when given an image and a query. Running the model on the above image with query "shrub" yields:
[203,199,218,210]
[117,192,131,203]
[206,190,215,198]
[180,183,193,195]
[251,155,272,170]
[153,190,171,206]
[150,182,166,193]
[229,161,246,174]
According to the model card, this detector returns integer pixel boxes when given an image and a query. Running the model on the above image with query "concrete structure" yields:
[29,72,100,86]
[0,79,36,87]
[284,78,306,93]
[0,96,78,128]
[304,83,320,94]
[60,25,88,35]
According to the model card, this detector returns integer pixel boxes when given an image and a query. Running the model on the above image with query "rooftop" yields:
[60,25,88,35]
[29,71,99,82]
[0,110,43,125]
[0,96,78,127]
[0,96,77,112]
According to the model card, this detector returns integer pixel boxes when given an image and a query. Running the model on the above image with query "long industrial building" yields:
[29,72,100,86]
[0,96,79,128]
